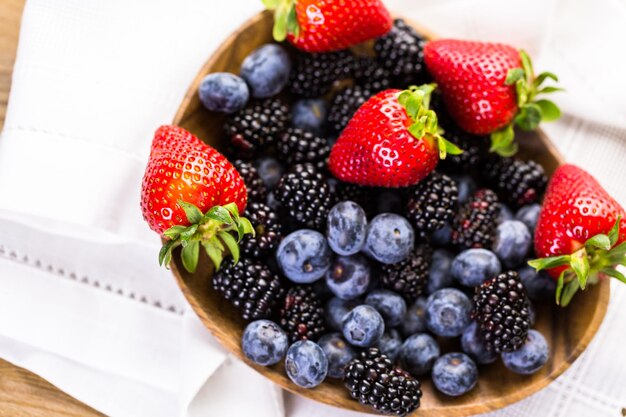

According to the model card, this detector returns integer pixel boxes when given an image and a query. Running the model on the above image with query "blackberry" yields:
[352,57,392,92]
[280,285,326,343]
[374,19,427,87]
[344,348,422,416]
[406,172,458,234]
[232,159,267,203]
[438,122,489,174]
[472,271,530,353]
[380,244,432,302]
[289,50,354,97]
[212,258,284,321]
[277,128,330,171]
[482,156,548,208]
[224,98,289,157]
[327,85,373,133]
[451,189,500,249]
[333,181,374,211]
[241,202,282,258]
[275,163,333,230]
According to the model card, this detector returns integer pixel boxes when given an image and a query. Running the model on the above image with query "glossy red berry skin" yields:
[141,125,247,235]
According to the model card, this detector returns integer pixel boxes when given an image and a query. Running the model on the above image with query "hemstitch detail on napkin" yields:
[0,243,184,315]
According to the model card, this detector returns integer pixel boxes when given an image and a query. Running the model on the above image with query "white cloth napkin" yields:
[0,0,625,416]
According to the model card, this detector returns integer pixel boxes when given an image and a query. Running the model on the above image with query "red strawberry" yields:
[328,85,461,187]
[265,0,392,53]
[424,39,562,156]
[141,125,253,272]
[529,164,626,306]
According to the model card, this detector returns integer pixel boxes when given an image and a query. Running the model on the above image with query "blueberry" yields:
[431,223,453,247]
[365,289,407,327]
[516,204,541,233]
[241,320,288,366]
[517,265,556,301]
[425,288,472,337]
[325,297,361,330]
[460,322,497,364]
[427,250,454,294]
[292,99,327,135]
[401,296,428,336]
[285,340,328,388]
[363,213,414,264]
[492,220,532,268]
[498,205,515,223]
[452,175,476,204]
[318,333,356,379]
[432,353,478,396]
[325,254,370,300]
[376,329,403,363]
[198,72,249,114]
[399,333,440,376]
[501,330,549,375]
[327,201,368,256]
[277,229,332,283]
[240,44,291,98]
[451,248,501,287]
[266,191,280,211]
[342,305,385,347]
[254,157,284,189]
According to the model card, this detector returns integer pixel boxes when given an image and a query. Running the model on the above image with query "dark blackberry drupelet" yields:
[327,85,373,133]
[241,202,282,258]
[472,270,531,353]
[223,98,289,157]
[352,57,392,92]
[275,163,333,230]
[482,156,548,208]
[374,19,427,87]
[451,189,501,249]
[380,244,432,302]
[277,128,330,171]
[289,50,354,97]
[212,258,285,321]
[232,159,267,203]
[344,348,422,416]
[280,285,326,343]
[406,172,458,234]
[438,122,489,174]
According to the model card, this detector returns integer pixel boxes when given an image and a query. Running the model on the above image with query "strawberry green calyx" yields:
[158,201,255,273]
[397,84,463,159]
[491,50,563,157]
[529,217,626,307]
[263,0,300,41]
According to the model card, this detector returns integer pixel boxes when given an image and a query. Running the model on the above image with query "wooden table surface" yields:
[0,1,101,415]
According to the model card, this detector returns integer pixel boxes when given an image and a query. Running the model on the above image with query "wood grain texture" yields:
[171,10,610,417]
[0,1,101,415]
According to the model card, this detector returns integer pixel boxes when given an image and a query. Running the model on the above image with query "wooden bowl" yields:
[171,10,610,416]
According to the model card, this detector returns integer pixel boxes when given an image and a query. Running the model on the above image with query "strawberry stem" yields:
[158,201,255,273]
[398,84,463,160]
[490,50,563,156]
[529,216,624,306]
[264,0,299,42]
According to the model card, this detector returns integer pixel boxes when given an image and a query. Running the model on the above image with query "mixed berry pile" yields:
[140,3,626,415]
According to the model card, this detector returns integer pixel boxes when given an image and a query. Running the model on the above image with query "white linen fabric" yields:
[0,0,624,416]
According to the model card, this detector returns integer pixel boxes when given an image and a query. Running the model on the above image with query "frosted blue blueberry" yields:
[426,288,472,337]
[399,333,440,376]
[277,229,332,283]
[292,99,327,135]
[492,220,532,268]
[342,305,385,347]
[365,289,407,327]
[285,340,328,388]
[502,330,549,375]
[376,329,403,363]
[401,296,428,336]
[240,44,291,98]
[198,72,249,113]
[432,353,478,396]
[460,322,497,364]
[325,297,361,331]
[517,266,556,302]
[318,333,356,379]
[451,248,501,287]
[326,201,368,256]
[431,223,453,247]
[254,157,284,189]
[498,204,515,223]
[363,213,414,264]
[516,203,541,232]
[325,254,370,300]
[453,175,476,204]
[242,320,288,366]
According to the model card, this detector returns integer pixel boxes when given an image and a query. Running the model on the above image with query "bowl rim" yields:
[171,10,610,417]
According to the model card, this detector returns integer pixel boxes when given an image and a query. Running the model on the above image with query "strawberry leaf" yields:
[262,0,280,8]
[159,240,176,267]
[570,247,590,289]
[602,267,626,284]
[181,240,200,273]
[528,254,571,271]
[519,50,534,81]
[505,68,525,85]
[239,217,256,237]
[205,206,233,225]
[218,231,240,264]
[178,200,203,224]
[537,86,564,94]
[535,99,561,122]
[286,4,300,38]
[515,103,542,131]
[272,2,290,42]
[608,216,622,246]
[515,79,528,107]
[585,233,611,251]
[202,241,223,271]
[534,71,559,88]
[560,278,580,307]
[162,225,187,240]
[555,270,565,305]
[223,202,240,219]
[180,223,198,240]
[489,124,518,156]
